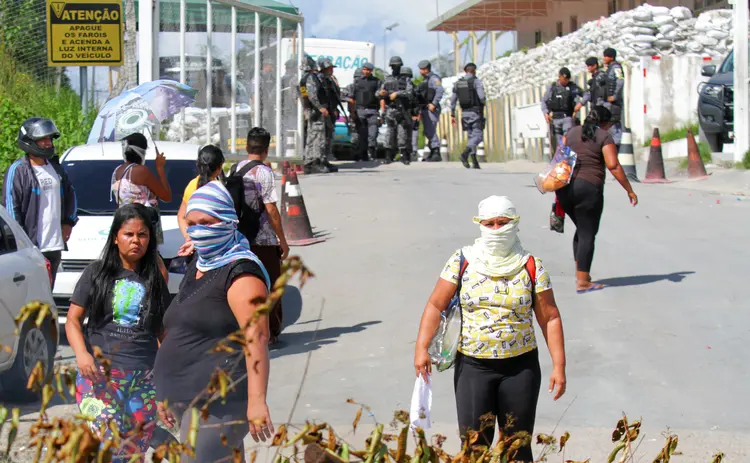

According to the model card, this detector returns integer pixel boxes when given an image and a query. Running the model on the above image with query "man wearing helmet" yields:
[417,60,444,162]
[298,54,318,150]
[2,118,79,284]
[377,56,414,165]
[348,63,381,162]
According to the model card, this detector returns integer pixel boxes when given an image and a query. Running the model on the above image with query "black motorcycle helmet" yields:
[18,117,60,159]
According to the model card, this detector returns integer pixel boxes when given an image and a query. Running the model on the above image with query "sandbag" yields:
[633,34,657,43]
[686,41,704,52]
[636,48,659,56]
[696,36,720,46]
[631,41,657,51]
[633,11,653,22]
[653,39,673,49]
[658,24,677,35]
[707,29,729,39]
[670,6,692,20]
[654,15,676,26]
[624,26,657,35]
[651,6,670,16]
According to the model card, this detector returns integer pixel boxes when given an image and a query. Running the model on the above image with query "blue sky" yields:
[285,0,515,74]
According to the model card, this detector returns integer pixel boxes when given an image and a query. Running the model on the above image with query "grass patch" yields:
[739,149,750,169]
[643,123,700,147]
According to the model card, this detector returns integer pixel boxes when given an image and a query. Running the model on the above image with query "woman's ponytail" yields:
[196,144,225,188]
[581,105,612,142]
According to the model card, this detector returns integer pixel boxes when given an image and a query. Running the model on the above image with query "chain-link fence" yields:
[157,0,304,159]
[0,0,57,82]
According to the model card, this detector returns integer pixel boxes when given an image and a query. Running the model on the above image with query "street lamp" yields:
[383,22,399,69]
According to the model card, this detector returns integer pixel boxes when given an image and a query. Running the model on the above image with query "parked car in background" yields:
[0,205,58,402]
[698,49,736,152]
[53,141,199,324]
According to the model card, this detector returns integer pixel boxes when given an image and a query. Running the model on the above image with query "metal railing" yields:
[159,0,304,160]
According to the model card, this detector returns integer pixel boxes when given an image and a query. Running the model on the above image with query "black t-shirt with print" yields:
[153,258,267,404]
[70,263,171,370]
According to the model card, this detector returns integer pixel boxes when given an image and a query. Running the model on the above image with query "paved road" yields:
[43,161,750,461]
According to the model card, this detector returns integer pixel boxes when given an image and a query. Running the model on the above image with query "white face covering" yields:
[122,141,147,165]
[464,196,530,277]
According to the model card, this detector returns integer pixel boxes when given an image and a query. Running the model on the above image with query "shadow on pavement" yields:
[281,286,303,331]
[596,271,695,287]
[271,321,381,359]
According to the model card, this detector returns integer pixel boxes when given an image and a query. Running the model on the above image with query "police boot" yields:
[470,151,481,169]
[384,149,394,164]
[367,148,376,162]
[310,160,331,174]
[323,159,339,172]
[428,147,442,162]
[459,148,471,169]
[401,151,411,165]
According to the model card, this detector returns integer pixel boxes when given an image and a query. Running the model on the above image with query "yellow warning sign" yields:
[46,0,123,67]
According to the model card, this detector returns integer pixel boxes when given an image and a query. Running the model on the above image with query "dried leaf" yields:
[396,426,408,462]
[712,453,725,463]
[5,408,19,454]
[559,431,571,451]
[328,426,337,451]
[612,418,627,442]
[249,450,258,463]
[272,424,288,447]
[188,407,200,450]
[536,433,555,445]
[607,441,626,463]
[353,407,363,433]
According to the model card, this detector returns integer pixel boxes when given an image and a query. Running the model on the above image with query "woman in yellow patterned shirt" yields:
[414,196,566,461]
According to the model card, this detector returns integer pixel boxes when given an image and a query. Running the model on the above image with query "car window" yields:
[0,217,17,255]
[718,47,750,74]
[61,160,197,215]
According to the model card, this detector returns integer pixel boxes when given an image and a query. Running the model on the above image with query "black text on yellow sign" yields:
[46,0,123,67]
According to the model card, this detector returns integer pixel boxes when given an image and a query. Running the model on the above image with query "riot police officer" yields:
[378,56,414,165]
[417,60,444,162]
[350,63,381,162]
[303,58,339,174]
[298,55,318,150]
[344,67,363,154]
[401,66,421,160]
[602,48,625,148]
[450,62,486,169]
[541,67,582,149]
[574,57,608,119]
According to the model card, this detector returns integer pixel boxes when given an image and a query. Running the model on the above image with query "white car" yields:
[54,141,202,323]
[0,205,58,401]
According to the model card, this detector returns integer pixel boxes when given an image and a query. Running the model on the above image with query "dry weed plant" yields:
[0,257,728,463]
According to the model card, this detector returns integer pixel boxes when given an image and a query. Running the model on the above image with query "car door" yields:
[0,216,29,366]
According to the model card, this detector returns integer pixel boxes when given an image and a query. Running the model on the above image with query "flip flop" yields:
[576,283,605,294]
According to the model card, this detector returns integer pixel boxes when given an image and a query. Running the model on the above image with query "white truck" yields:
[281,38,376,158]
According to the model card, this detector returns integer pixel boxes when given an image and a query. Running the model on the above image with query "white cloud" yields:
[293,0,499,75]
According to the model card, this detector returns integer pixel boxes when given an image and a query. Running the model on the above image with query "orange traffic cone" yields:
[686,128,709,180]
[643,128,670,183]
[281,169,326,246]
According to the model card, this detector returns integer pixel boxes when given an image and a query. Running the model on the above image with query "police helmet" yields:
[353,68,363,79]
[362,62,375,71]
[389,56,403,67]
[319,58,336,70]
[18,117,60,159]
[400,66,413,77]
[418,60,431,70]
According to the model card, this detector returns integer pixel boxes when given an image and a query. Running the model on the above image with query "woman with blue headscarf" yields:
[153,180,273,461]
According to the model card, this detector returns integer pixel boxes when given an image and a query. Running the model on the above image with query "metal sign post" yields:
[733,0,748,162]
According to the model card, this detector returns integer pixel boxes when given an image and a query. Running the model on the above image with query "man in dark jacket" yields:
[2,117,78,284]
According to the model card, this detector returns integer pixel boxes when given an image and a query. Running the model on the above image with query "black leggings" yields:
[454,350,542,462]
[555,178,604,273]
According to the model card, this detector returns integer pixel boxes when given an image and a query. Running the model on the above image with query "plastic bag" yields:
[427,294,463,372]
[534,145,577,194]
[409,376,432,431]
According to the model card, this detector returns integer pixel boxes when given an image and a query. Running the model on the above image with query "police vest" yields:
[299,72,313,107]
[354,76,379,109]
[384,74,399,93]
[547,83,573,114]
[589,72,609,103]
[417,78,436,105]
[456,76,480,110]
[606,62,622,100]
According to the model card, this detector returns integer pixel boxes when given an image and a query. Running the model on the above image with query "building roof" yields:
[427,0,575,32]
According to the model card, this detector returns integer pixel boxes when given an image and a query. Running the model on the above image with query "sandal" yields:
[576,283,605,294]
